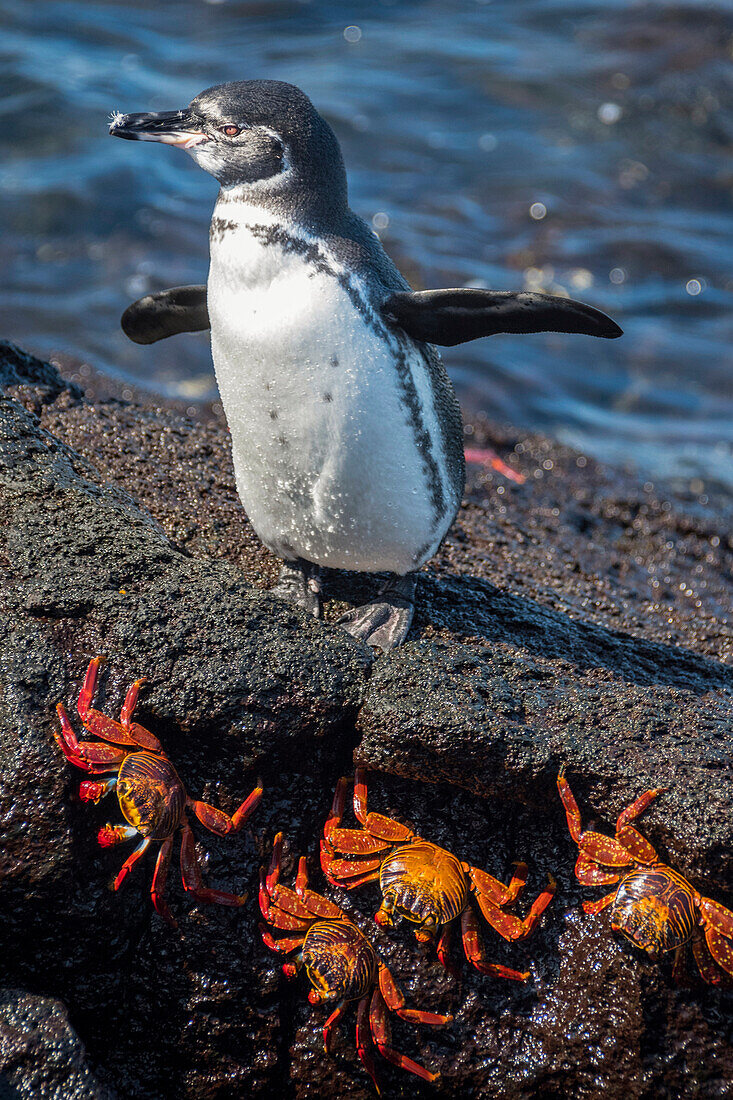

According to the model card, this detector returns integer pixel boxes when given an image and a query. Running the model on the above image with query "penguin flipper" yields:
[380,289,622,347]
[121,285,209,344]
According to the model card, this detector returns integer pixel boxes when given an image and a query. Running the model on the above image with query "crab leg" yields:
[189,783,263,836]
[75,658,148,747]
[112,837,151,889]
[699,897,733,978]
[369,986,439,1083]
[323,777,395,856]
[322,1001,349,1054]
[355,994,380,1094]
[150,837,176,928]
[118,676,164,751]
[56,704,129,771]
[615,825,658,864]
[615,787,667,833]
[436,923,460,977]
[583,891,617,915]
[574,853,620,887]
[460,908,529,981]
[378,965,452,1026]
[322,864,382,891]
[557,768,635,867]
[179,823,246,907]
[466,862,529,906]
[320,847,383,880]
[259,870,312,930]
[692,935,730,986]
[474,874,556,942]
[293,856,346,919]
[259,926,305,955]
[352,769,415,843]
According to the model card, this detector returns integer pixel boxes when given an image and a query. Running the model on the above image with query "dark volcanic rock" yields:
[356,635,733,886]
[0,341,731,1098]
[0,989,110,1099]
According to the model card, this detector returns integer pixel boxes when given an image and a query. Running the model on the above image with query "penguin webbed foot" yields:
[338,574,416,651]
[270,559,322,618]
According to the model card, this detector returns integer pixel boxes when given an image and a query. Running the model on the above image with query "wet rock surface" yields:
[0,989,110,1100]
[0,341,730,1097]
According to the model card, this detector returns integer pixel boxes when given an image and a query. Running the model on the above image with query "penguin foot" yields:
[338,574,416,651]
[270,559,322,618]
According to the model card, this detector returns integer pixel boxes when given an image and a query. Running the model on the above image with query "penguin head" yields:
[110,80,347,208]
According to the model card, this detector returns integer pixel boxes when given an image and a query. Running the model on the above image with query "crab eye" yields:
[219,125,241,137]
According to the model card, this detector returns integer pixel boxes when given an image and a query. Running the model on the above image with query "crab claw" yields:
[98,824,136,847]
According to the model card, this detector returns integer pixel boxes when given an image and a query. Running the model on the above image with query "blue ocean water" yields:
[1,0,731,488]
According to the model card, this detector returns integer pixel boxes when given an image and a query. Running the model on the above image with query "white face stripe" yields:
[187,126,292,188]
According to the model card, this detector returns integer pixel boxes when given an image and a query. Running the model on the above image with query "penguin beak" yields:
[109,109,208,149]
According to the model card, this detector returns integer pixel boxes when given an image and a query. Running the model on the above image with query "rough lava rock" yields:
[0,340,730,1097]
[0,989,110,1100]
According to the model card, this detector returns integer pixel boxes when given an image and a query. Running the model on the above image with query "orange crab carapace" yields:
[320,769,556,980]
[259,832,452,1092]
[557,765,733,984]
[55,656,263,927]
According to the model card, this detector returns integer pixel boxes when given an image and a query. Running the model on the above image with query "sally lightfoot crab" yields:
[55,656,263,927]
[260,833,452,1092]
[557,765,733,985]
[320,770,556,981]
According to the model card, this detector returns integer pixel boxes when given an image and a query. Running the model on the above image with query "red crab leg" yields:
[699,897,733,978]
[323,830,393,856]
[323,1001,349,1055]
[322,786,394,858]
[474,874,557,942]
[150,836,176,928]
[574,852,620,886]
[615,825,658,864]
[465,862,529,906]
[259,870,311,931]
[179,823,246,907]
[369,987,439,1083]
[293,856,346,919]
[322,866,382,891]
[259,925,305,955]
[692,936,731,986]
[189,782,263,836]
[557,768,635,867]
[56,704,129,771]
[113,837,151,890]
[320,846,383,880]
[75,658,144,747]
[118,676,164,751]
[355,994,380,1094]
[583,891,617,915]
[266,833,284,892]
[353,768,415,843]
[615,787,667,833]
[78,777,117,803]
[378,965,452,1026]
[436,923,460,978]
[460,908,528,981]
[323,776,349,839]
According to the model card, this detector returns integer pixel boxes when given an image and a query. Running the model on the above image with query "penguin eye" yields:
[219,125,241,137]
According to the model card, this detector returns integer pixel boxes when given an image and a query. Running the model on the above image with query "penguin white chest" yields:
[207,210,451,573]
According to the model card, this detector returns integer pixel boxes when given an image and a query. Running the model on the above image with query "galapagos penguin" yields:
[110,80,621,650]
